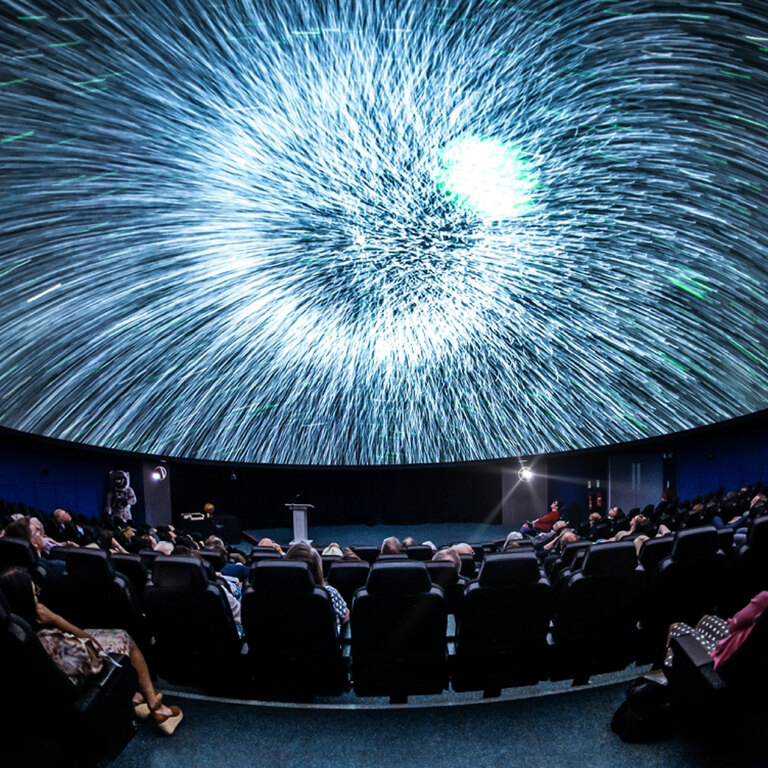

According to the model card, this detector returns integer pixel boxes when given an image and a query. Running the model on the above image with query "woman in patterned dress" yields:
[0,567,183,735]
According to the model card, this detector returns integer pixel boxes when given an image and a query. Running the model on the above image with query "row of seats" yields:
[2,518,766,701]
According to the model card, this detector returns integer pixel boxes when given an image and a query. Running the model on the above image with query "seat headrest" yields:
[66,548,115,580]
[670,527,718,560]
[0,536,39,567]
[151,556,210,590]
[582,541,638,576]
[748,516,768,549]
[250,560,316,593]
[478,553,541,587]
[424,561,459,586]
[366,562,432,596]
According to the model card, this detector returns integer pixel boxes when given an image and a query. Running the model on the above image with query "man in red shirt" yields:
[521,500,563,537]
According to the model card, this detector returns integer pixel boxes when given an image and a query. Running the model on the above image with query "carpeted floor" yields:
[108,681,767,768]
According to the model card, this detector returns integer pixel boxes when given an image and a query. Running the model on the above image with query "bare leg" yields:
[129,643,174,717]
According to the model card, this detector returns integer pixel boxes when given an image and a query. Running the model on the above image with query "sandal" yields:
[134,692,161,720]
[152,699,183,735]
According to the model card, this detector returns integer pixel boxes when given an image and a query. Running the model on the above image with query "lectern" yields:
[286,503,314,544]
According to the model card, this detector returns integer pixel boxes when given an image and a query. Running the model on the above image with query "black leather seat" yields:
[721,515,768,616]
[641,527,727,663]
[0,590,137,763]
[326,560,370,607]
[110,552,149,603]
[58,548,148,650]
[550,541,645,683]
[666,596,768,728]
[452,552,553,695]
[350,545,379,565]
[241,560,348,699]
[143,555,243,690]
[405,545,434,561]
[351,561,448,701]
[424,560,467,616]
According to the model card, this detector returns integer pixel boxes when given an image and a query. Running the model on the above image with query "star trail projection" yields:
[1,0,768,465]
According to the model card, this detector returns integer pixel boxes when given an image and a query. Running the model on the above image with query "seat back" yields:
[144,556,242,686]
[351,561,447,698]
[350,545,379,565]
[551,541,645,680]
[327,560,370,606]
[59,548,146,645]
[405,545,434,561]
[453,552,553,692]
[241,560,347,697]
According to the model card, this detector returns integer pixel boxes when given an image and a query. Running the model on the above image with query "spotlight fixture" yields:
[151,466,168,481]
[518,465,533,482]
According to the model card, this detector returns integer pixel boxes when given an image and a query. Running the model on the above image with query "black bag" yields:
[611,676,672,743]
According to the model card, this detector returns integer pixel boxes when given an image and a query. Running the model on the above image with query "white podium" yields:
[286,503,314,544]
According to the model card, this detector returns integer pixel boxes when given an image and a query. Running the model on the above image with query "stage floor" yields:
[240,521,510,550]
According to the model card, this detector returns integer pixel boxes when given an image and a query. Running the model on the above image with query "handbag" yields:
[38,628,108,685]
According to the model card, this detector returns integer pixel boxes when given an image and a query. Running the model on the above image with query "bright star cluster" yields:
[1,0,768,465]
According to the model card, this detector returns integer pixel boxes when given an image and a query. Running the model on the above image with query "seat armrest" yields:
[671,634,715,669]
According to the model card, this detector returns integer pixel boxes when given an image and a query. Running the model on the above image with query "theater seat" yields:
[144,556,244,691]
[550,541,645,683]
[666,597,768,729]
[452,552,553,695]
[721,515,768,616]
[351,561,447,701]
[58,548,148,650]
[0,590,137,763]
[241,560,348,700]
[641,527,726,663]
[424,560,467,616]
[327,560,370,606]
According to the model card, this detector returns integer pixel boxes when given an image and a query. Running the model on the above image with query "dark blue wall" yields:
[2,411,768,529]
[0,429,144,522]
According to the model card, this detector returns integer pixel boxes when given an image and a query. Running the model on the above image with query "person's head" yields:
[552,519,568,533]
[204,535,226,550]
[380,536,403,555]
[3,518,31,542]
[172,544,192,557]
[53,508,71,524]
[432,548,461,570]
[550,500,563,512]
[608,506,623,519]
[258,538,284,555]
[341,547,362,561]
[203,502,216,516]
[629,514,647,531]
[503,532,523,551]
[97,529,114,551]
[452,542,474,556]
[402,537,416,548]
[285,542,323,585]
[0,566,37,626]
[322,543,343,557]
[28,518,46,555]
[588,512,602,523]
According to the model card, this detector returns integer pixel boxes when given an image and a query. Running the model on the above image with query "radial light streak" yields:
[1,0,768,465]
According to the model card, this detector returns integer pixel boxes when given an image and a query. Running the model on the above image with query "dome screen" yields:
[1,0,768,464]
